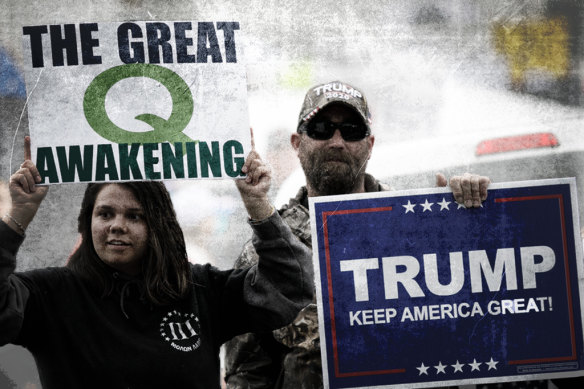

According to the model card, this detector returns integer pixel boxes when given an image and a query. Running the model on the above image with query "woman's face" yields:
[91,184,148,275]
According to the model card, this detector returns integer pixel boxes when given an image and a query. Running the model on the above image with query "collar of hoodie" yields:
[110,271,145,320]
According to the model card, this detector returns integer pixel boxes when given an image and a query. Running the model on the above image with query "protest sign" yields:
[309,179,584,388]
[21,21,249,183]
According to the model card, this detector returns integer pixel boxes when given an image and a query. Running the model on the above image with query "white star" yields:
[438,198,451,211]
[452,360,464,373]
[486,357,499,370]
[421,199,434,212]
[434,361,447,374]
[457,202,466,209]
[403,200,416,214]
[468,358,481,371]
[416,362,429,376]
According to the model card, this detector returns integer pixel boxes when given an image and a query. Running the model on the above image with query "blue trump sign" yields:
[309,179,584,388]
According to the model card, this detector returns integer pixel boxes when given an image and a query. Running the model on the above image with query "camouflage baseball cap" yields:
[297,80,372,132]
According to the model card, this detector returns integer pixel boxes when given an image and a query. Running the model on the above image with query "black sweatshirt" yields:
[0,212,313,389]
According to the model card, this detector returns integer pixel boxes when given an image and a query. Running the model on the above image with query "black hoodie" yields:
[0,212,313,389]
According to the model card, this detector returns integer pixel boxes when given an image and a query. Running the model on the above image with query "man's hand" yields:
[4,136,49,233]
[436,172,490,208]
[236,129,274,221]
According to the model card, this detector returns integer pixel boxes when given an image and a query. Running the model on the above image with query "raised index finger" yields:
[250,127,255,151]
[24,136,32,161]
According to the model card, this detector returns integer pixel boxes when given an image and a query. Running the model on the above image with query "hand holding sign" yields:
[4,136,49,234]
[436,172,490,208]
[236,128,274,221]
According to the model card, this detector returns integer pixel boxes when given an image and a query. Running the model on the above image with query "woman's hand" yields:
[235,129,274,221]
[3,136,48,234]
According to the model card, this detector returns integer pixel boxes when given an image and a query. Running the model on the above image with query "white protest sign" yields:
[21,21,250,183]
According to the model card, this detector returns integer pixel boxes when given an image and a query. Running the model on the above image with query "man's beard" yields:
[299,146,369,196]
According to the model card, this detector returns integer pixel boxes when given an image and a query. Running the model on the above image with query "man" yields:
[223,80,489,389]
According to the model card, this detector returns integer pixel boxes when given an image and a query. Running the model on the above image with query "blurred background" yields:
[1,0,583,387]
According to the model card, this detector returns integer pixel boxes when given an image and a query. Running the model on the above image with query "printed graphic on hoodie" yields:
[160,310,201,352]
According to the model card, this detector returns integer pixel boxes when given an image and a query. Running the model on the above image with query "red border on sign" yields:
[495,194,577,364]
[321,206,406,378]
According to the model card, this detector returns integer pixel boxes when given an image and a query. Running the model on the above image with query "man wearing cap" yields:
[223,81,490,389]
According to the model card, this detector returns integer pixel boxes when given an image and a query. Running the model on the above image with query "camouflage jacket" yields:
[224,174,390,389]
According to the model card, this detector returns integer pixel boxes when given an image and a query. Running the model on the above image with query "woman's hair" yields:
[68,181,191,305]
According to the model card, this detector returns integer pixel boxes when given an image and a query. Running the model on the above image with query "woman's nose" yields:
[109,216,127,233]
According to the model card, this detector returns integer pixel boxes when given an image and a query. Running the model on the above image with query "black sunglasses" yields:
[303,119,370,141]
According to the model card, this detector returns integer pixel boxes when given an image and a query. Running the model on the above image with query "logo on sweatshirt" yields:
[160,310,201,352]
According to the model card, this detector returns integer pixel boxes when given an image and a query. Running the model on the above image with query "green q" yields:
[84,63,194,144]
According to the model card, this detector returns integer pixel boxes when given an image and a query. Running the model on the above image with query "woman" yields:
[0,137,313,388]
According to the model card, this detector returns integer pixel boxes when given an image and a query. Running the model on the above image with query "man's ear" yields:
[291,132,301,152]
[367,134,375,160]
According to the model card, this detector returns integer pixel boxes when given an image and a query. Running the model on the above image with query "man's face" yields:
[291,103,375,196]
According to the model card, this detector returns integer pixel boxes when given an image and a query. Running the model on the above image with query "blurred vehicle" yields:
[368,124,584,230]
